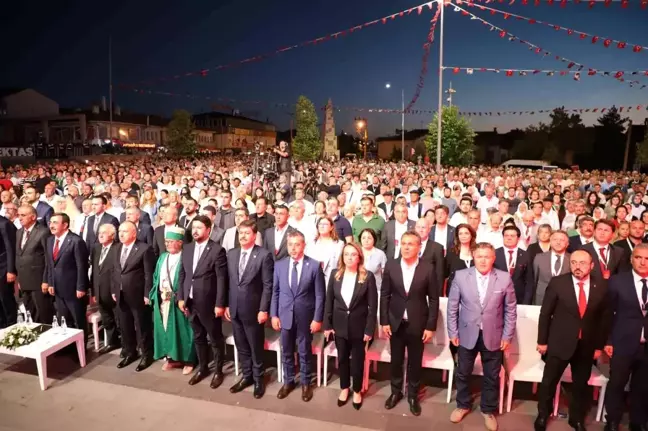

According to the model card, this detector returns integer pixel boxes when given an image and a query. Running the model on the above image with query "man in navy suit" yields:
[23,186,53,227]
[271,230,325,402]
[85,195,120,249]
[430,205,456,253]
[119,194,152,225]
[226,220,274,398]
[604,244,648,431]
[494,226,533,304]
[45,213,90,342]
[124,207,154,245]
[0,215,17,327]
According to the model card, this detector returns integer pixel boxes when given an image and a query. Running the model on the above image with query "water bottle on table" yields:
[25,311,32,325]
[61,317,67,334]
[52,316,59,333]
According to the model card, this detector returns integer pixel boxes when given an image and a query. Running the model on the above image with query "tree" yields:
[510,123,549,160]
[292,95,321,161]
[389,145,401,161]
[548,107,592,165]
[166,109,196,156]
[424,105,476,166]
[636,127,648,167]
[591,106,628,169]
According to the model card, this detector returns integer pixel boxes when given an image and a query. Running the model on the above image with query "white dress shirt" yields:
[393,221,409,259]
[274,224,289,252]
[341,271,356,307]
[21,225,34,249]
[433,225,448,249]
[633,271,647,343]
[400,258,419,320]
[52,230,69,254]
[190,240,208,298]
[290,256,305,286]
[572,276,590,303]
[504,246,518,270]
[592,241,610,267]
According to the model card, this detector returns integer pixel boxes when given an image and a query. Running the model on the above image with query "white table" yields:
[0,323,86,390]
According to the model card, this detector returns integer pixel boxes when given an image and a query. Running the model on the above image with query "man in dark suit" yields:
[380,204,415,260]
[377,189,395,222]
[124,207,154,245]
[153,204,179,257]
[119,194,152,225]
[494,226,533,304]
[430,205,456,253]
[603,244,648,431]
[177,215,228,388]
[530,231,571,305]
[381,231,439,416]
[534,250,611,431]
[271,230,325,402]
[111,221,155,371]
[226,220,274,398]
[614,219,646,265]
[263,204,295,261]
[0,214,17,327]
[45,213,89,341]
[200,205,225,246]
[567,216,595,253]
[250,197,275,235]
[23,185,53,227]
[582,219,629,281]
[85,195,120,249]
[178,197,199,231]
[414,218,445,295]
[15,205,52,324]
[91,223,120,353]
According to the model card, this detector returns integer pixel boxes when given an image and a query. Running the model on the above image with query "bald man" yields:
[534,249,611,431]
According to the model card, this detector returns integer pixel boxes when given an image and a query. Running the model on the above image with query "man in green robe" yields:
[150,226,196,373]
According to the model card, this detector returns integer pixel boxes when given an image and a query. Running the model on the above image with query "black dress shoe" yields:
[188,369,210,386]
[117,355,138,369]
[135,356,154,372]
[352,397,363,411]
[337,394,349,407]
[253,381,265,399]
[408,397,421,416]
[384,392,403,410]
[568,420,587,431]
[229,377,254,393]
[277,382,296,399]
[534,415,548,431]
[302,384,313,402]
[210,372,225,389]
[99,344,120,354]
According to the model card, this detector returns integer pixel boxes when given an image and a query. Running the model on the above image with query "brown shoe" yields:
[450,408,471,423]
[301,384,313,402]
[482,413,498,431]
[277,382,296,399]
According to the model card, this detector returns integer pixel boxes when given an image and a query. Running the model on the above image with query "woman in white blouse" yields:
[305,216,344,286]
[324,242,377,410]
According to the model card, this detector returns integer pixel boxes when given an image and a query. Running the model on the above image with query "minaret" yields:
[322,99,340,159]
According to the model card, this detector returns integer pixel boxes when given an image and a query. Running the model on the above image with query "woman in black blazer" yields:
[324,242,378,410]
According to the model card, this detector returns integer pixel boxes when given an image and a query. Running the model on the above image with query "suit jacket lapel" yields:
[194,242,211,274]
[17,230,25,255]
[122,244,139,272]
[297,258,310,293]
[55,235,73,264]
[566,278,581,316]
[483,270,498,309]
[347,272,362,309]
[232,247,241,282]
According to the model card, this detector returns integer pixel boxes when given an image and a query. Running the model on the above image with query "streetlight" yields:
[385,83,405,161]
[354,117,368,160]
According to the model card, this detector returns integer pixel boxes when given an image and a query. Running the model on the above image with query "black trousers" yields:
[389,320,424,398]
[55,295,88,344]
[189,304,224,373]
[455,330,503,414]
[335,335,366,393]
[98,293,120,347]
[0,280,17,328]
[537,341,593,421]
[605,344,648,425]
[117,294,152,358]
[231,314,264,382]
[21,289,54,324]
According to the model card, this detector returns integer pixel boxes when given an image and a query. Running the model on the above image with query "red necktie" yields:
[53,238,60,260]
[577,281,586,338]
[508,250,515,276]
[598,247,607,272]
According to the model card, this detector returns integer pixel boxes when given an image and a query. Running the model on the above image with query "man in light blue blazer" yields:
[447,243,517,431]
[271,230,326,403]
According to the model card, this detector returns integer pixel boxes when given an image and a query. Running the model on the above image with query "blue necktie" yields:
[290,260,298,291]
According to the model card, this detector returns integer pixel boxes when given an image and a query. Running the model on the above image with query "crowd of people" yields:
[0,153,647,431]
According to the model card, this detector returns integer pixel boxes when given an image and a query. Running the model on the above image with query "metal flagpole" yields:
[436,0,445,171]
[109,36,113,141]
[401,88,405,161]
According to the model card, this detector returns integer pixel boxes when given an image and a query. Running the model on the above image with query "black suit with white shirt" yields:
[16,223,53,324]
[494,247,532,305]
[262,225,296,261]
[85,212,119,250]
[91,242,120,347]
[419,239,445,297]
[604,271,648,426]
[582,241,629,280]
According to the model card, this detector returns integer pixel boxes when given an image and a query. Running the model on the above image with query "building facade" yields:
[193,112,276,151]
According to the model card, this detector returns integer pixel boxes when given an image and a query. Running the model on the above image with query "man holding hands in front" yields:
[448,243,517,431]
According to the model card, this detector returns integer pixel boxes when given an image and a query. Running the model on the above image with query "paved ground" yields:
[0,347,606,431]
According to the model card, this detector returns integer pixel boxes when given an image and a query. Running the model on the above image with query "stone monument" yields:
[322,99,340,160]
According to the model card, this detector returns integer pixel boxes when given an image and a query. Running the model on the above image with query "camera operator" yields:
[274,141,291,185]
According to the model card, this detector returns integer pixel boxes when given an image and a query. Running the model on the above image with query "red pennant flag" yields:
[499,30,507,37]
[504,13,510,19]
[574,73,581,81]
[567,62,575,68]
[491,10,496,15]
[535,47,542,53]
[642,0,648,9]
[461,10,469,15]
[453,67,460,74]
[588,69,597,76]
[381,18,387,24]
[522,0,528,4]
[618,41,627,49]
[579,33,587,39]
[506,70,514,76]
[604,0,611,5]
[529,19,536,24]
[567,29,574,35]
[615,71,624,79]
[200,69,208,77]
[399,11,404,17]
[418,5,423,14]
[589,0,595,7]
[592,36,600,44]
[548,0,554,4]
[560,0,567,6]
[554,25,560,30]
[633,45,643,53]
[535,0,540,5]
[560,71,568,76]
[604,39,612,47]
[622,0,629,7]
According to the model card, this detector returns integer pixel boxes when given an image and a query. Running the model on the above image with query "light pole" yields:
[436,0,445,172]
[386,83,405,161]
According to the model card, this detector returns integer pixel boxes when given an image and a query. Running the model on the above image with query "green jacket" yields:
[149,252,196,363]
[352,213,385,243]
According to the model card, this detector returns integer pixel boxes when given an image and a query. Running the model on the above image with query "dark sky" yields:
[2,0,647,138]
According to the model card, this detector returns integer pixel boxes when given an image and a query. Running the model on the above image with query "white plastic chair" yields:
[505,305,559,414]
[311,332,325,387]
[364,320,394,392]
[421,297,455,403]
[323,336,338,387]
[263,326,283,383]
[559,364,608,421]
[86,310,107,352]
[221,321,239,376]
